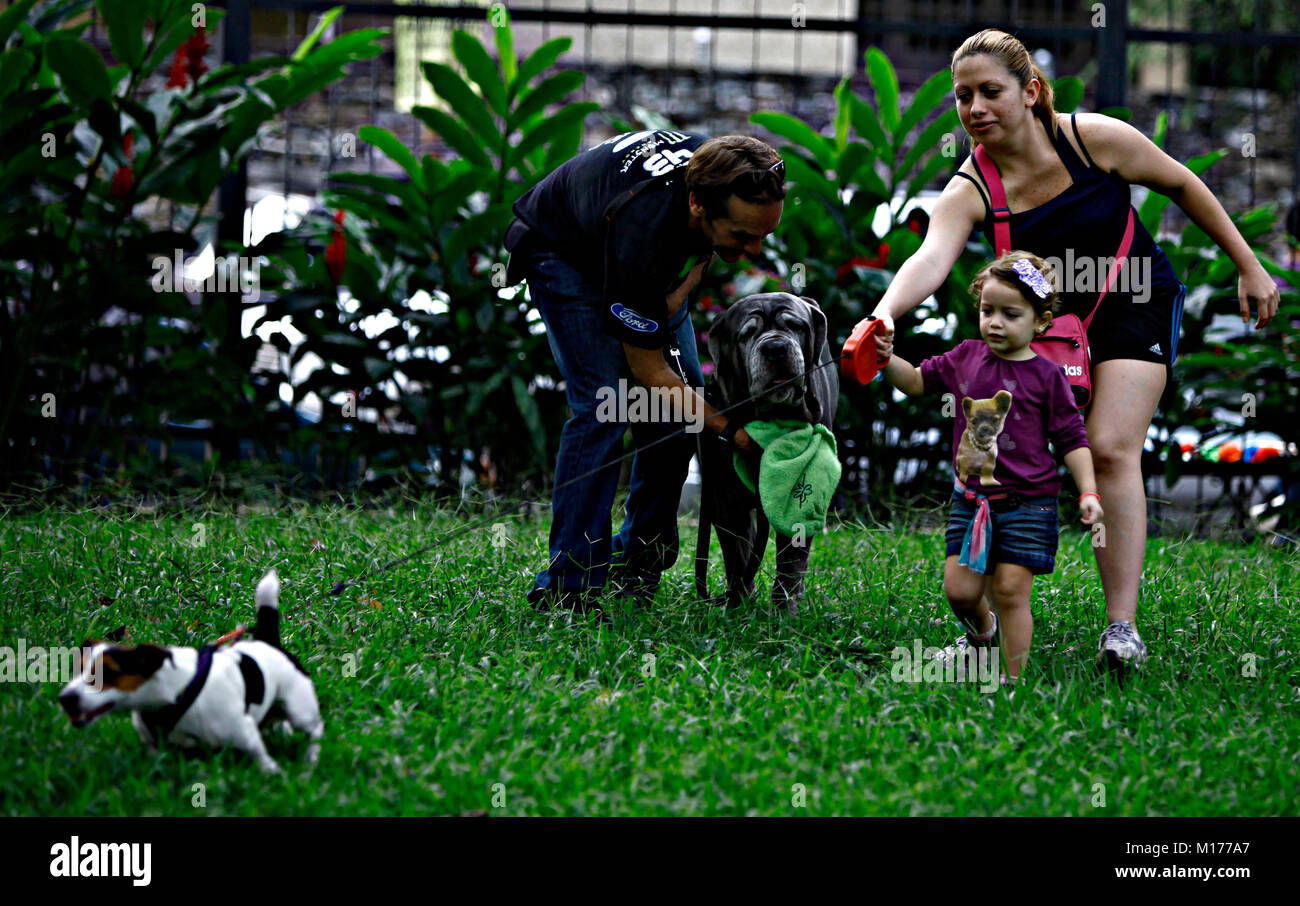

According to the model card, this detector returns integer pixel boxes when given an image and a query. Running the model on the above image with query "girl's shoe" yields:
[932,613,999,668]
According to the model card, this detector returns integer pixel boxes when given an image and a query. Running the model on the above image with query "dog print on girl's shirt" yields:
[920,341,1088,496]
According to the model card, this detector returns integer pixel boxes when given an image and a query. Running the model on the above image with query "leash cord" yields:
[328,354,846,596]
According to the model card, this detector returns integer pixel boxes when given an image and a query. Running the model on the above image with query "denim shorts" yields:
[944,490,1060,575]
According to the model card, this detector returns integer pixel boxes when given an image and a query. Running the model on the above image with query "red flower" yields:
[835,243,891,286]
[167,26,210,88]
[110,166,134,196]
[110,131,136,197]
[325,210,346,286]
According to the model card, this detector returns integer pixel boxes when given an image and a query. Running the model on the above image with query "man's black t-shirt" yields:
[507,130,714,349]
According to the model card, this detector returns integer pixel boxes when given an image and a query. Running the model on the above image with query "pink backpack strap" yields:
[972,143,1136,330]
[972,144,1012,256]
[1084,207,1135,330]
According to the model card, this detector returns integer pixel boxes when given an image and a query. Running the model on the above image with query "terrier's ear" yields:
[114,644,173,678]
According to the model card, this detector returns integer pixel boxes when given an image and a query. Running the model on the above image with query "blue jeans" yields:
[944,490,1060,575]
[524,248,704,600]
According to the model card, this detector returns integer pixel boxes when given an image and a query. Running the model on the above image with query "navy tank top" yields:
[957,113,1182,317]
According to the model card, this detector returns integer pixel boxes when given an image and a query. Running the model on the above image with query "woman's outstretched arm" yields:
[859,172,985,352]
[1075,112,1280,329]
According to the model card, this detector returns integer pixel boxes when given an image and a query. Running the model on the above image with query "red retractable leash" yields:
[840,315,891,385]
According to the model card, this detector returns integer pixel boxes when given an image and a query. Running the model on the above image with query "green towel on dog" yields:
[733,420,841,536]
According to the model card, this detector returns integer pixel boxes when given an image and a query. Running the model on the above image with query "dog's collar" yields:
[141,644,217,740]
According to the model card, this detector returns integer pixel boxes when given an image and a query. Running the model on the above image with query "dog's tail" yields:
[253,570,282,647]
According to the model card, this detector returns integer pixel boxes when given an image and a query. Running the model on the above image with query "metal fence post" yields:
[216,0,252,465]
[1096,0,1128,110]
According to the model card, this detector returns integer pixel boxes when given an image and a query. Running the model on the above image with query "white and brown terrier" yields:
[59,571,323,773]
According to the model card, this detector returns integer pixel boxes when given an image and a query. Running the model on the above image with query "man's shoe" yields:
[528,586,597,615]
[608,569,659,609]
[1097,619,1148,671]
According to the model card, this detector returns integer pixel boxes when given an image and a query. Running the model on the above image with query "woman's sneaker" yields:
[1097,620,1148,670]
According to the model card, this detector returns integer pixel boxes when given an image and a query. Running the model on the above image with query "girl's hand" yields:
[1239,262,1280,329]
[1079,497,1104,525]
[869,311,895,360]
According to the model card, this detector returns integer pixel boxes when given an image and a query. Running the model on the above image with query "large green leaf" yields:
[452,30,507,117]
[0,0,40,50]
[1152,110,1168,150]
[493,8,516,85]
[865,46,900,133]
[896,68,952,140]
[444,204,512,270]
[781,153,839,207]
[430,167,491,227]
[359,125,426,192]
[833,77,852,152]
[750,111,835,172]
[848,93,888,155]
[901,152,953,212]
[412,104,490,167]
[45,35,110,103]
[509,101,597,170]
[835,142,872,190]
[422,61,502,148]
[1052,75,1084,114]
[291,6,343,61]
[95,0,147,69]
[510,37,571,100]
[510,70,585,131]
[0,48,35,102]
[330,171,425,214]
[325,186,426,242]
[894,109,959,181]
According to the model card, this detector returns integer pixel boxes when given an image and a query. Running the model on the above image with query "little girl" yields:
[881,250,1104,684]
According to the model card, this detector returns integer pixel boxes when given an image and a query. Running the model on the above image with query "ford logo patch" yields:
[611,304,658,333]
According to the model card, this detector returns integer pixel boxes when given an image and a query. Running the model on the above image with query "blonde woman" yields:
[857,28,1279,670]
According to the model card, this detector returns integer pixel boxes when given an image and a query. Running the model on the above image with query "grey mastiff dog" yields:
[695,292,839,611]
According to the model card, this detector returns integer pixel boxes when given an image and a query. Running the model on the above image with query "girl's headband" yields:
[1011,258,1052,299]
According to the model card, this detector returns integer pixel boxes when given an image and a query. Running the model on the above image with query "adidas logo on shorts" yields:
[1149,343,1162,355]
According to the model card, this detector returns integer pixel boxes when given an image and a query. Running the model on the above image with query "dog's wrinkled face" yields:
[707,293,829,417]
[58,642,173,728]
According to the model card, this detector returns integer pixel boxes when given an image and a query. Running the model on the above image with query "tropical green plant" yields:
[1129,113,1300,534]
[0,0,383,489]
[249,9,598,484]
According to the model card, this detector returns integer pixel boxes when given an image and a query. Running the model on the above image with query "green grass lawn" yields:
[2,499,1297,816]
